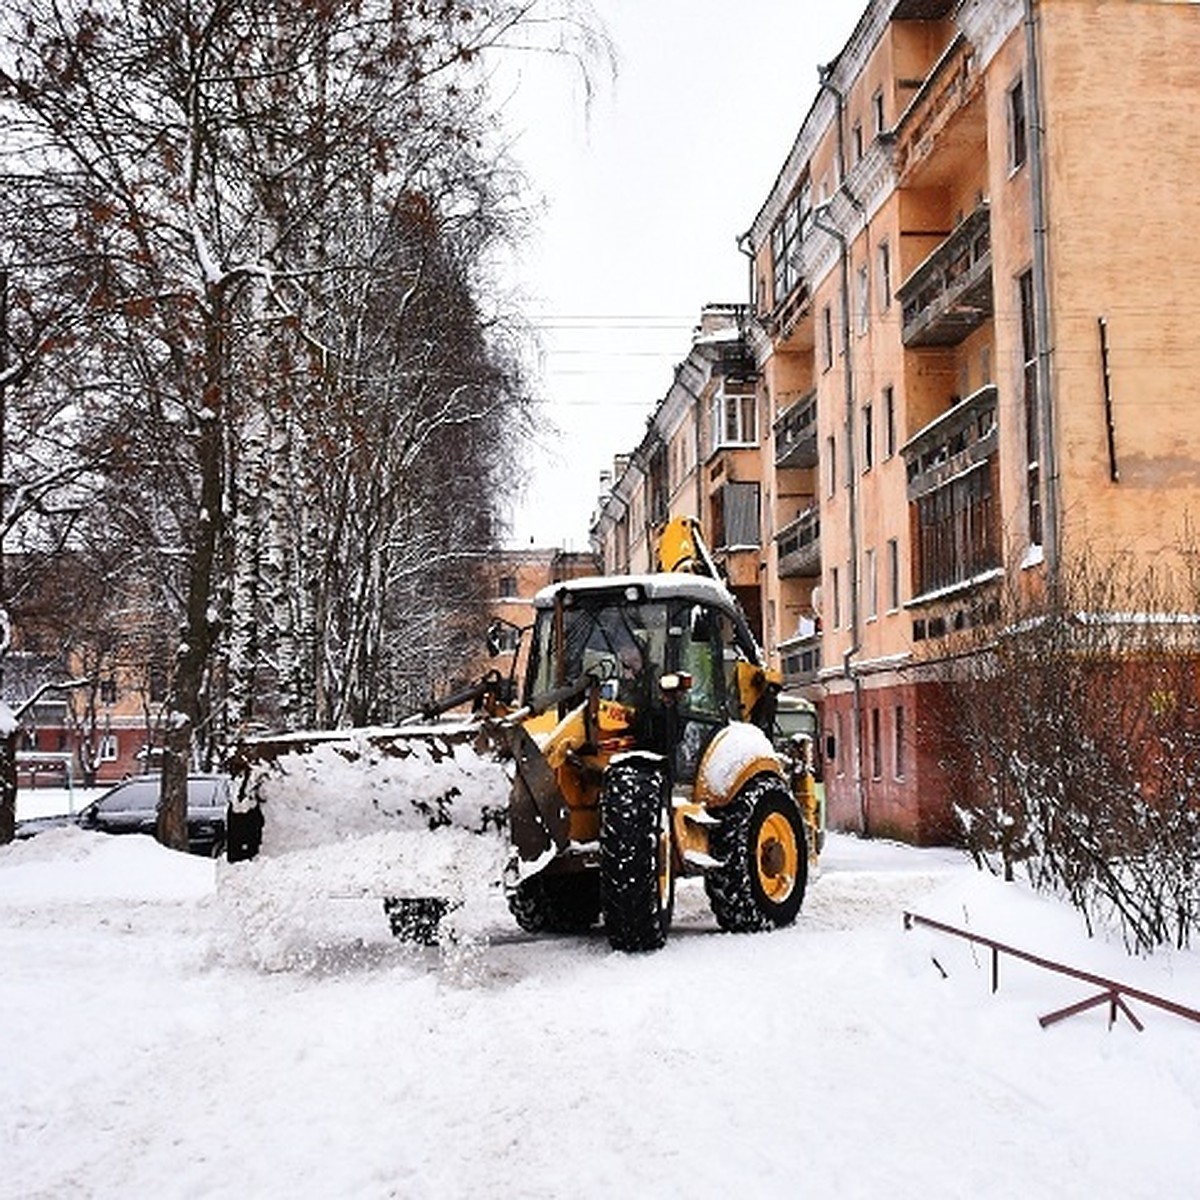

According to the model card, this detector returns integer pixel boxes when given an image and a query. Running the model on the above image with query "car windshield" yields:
[97,780,158,812]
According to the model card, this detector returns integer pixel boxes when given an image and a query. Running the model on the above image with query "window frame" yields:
[1007,76,1027,172]
[887,537,900,612]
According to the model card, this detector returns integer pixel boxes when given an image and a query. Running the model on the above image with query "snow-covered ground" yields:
[3,808,1199,1198]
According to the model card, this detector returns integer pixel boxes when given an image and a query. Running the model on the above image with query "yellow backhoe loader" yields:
[227,517,822,952]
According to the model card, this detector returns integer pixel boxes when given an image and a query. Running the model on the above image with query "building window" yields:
[894,704,906,779]
[852,121,864,164]
[878,241,892,312]
[871,707,882,779]
[865,547,878,620]
[1019,270,1042,546]
[826,434,837,496]
[821,303,834,370]
[711,385,757,449]
[872,88,885,135]
[831,566,842,630]
[99,734,119,763]
[862,403,874,471]
[887,537,900,611]
[857,263,870,334]
[883,385,896,458]
[99,678,117,705]
[1008,77,1027,171]
[835,712,845,776]
[498,574,518,599]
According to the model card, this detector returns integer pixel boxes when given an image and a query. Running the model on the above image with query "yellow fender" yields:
[693,722,784,809]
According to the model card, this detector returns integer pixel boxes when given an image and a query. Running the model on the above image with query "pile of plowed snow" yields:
[219,727,513,970]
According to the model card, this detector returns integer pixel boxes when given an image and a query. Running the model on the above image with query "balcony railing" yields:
[898,204,993,347]
[779,632,822,687]
[902,383,998,501]
[774,389,818,470]
[776,507,821,578]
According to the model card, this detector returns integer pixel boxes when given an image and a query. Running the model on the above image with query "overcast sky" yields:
[498,2,862,550]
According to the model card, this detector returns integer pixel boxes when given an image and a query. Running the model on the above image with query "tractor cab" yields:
[522,573,776,781]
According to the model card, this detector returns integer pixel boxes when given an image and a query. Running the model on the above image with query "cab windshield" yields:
[526,597,670,709]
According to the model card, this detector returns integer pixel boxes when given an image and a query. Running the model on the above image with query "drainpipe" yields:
[818,63,848,190]
[812,204,867,837]
[736,231,770,650]
[1024,0,1060,581]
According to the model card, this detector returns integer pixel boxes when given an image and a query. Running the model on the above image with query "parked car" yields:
[16,774,230,857]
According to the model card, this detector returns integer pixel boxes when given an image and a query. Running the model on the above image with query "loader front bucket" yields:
[504,723,570,863]
[221,719,514,955]
[383,896,462,945]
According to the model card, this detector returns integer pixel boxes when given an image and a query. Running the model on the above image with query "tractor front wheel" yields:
[600,758,674,952]
[706,776,807,933]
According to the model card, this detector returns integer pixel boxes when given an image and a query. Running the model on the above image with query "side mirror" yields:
[485,621,503,658]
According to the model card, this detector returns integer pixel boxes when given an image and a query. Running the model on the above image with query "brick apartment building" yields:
[592,0,1200,842]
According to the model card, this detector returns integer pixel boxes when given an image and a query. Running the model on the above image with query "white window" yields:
[99,734,119,763]
[857,263,870,334]
[711,386,757,448]
[878,241,892,312]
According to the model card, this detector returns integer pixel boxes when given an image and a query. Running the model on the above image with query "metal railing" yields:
[903,910,1200,1032]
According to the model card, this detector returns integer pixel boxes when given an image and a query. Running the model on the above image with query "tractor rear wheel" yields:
[507,873,601,933]
[600,758,674,951]
[705,775,807,933]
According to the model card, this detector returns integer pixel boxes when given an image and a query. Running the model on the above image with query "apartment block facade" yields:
[592,0,1200,843]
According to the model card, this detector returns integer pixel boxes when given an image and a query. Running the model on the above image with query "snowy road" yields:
[2,829,1198,1199]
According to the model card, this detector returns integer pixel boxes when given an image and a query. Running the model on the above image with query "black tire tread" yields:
[705,775,807,933]
[600,758,672,952]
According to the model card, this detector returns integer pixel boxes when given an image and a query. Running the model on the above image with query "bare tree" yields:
[938,544,1200,951]
[2,0,604,846]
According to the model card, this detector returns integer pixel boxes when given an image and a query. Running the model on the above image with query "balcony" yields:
[779,631,822,688]
[768,279,811,346]
[774,389,818,470]
[708,338,757,383]
[776,507,821,578]
[902,383,998,502]
[898,204,993,347]
[893,36,985,187]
